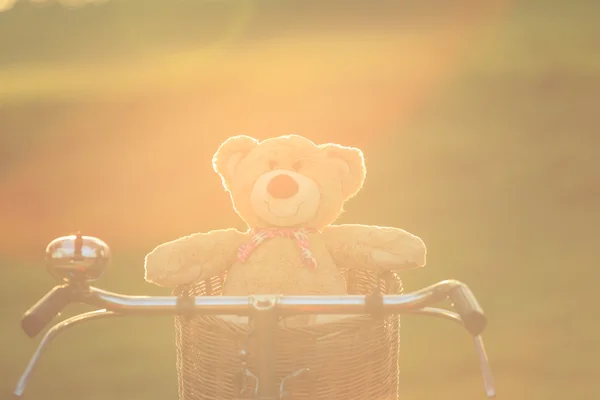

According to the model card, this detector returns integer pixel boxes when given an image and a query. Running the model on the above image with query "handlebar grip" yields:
[449,285,487,336]
[21,285,75,338]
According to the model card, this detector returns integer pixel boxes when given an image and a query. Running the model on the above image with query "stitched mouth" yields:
[265,201,303,218]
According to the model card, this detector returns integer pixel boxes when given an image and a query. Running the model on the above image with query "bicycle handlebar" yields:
[15,279,495,399]
[22,279,487,336]
[15,235,496,399]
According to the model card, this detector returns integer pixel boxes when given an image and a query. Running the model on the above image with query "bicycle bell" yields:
[45,233,110,282]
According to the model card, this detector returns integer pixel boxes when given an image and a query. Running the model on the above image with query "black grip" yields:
[449,285,487,336]
[21,285,74,338]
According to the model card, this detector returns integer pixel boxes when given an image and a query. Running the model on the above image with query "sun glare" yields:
[0,0,15,12]
[0,1,514,257]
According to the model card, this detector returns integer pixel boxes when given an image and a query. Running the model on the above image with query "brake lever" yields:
[473,335,496,398]
[408,307,496,398]
[13,309,118,398]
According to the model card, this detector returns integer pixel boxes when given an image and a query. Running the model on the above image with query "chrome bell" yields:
[45,233,110,282]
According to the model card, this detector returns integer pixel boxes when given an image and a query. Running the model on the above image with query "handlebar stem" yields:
[251,297,279,400]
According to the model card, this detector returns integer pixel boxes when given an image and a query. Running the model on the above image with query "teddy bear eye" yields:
[292,160,303,171]
[268,160,278,170]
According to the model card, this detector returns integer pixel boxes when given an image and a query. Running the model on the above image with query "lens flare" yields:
[0,0,16,12]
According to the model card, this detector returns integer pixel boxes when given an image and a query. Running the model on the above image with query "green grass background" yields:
[1,1,599,399]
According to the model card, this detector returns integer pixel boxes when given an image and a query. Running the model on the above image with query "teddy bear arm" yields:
[322,224,426,271]
[321,224,379,271]
[144,228,247,287]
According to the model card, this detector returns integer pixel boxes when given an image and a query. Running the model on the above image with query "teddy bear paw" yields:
[370,247,426,270]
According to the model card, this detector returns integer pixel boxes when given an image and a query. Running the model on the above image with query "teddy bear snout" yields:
[267,174,299,199]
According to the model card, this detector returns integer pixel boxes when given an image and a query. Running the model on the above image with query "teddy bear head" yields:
[212,135,366,230]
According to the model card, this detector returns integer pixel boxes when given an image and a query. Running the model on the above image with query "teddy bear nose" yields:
[267,174,299,199]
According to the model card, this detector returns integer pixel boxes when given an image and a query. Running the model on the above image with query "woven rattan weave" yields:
[173,268,403,400]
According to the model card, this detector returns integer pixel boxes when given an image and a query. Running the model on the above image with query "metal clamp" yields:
[237,367,259,399]
[279,368,312,400]
[235,332,260,399]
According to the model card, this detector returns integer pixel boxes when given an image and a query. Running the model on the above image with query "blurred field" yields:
[1,1,599,399]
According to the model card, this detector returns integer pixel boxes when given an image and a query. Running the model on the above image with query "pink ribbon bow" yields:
[237,228,318,269]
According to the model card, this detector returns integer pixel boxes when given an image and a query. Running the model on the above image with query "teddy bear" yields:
[144,134,426,303]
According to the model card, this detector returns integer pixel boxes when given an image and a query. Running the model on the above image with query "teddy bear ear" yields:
[319,143,366,199]
[212,135,259,190]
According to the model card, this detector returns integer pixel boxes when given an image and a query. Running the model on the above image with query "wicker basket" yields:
[173,268,403,400]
